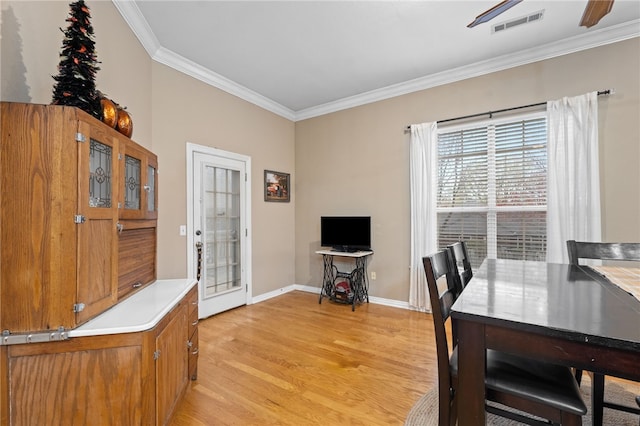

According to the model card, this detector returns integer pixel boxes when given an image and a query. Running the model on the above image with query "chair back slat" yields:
[567,240,640,264]
[448,242,473,295]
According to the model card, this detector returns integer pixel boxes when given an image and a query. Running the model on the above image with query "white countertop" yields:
[69,278,197,338]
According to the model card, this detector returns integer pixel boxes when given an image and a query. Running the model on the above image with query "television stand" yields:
[316,249,373,311]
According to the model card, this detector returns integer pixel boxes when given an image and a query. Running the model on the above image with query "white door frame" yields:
[186,143,252,315]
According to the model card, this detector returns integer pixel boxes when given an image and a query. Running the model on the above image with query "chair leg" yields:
[592,373,605,426]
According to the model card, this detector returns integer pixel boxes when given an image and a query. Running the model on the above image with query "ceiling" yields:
[113,1,640,121]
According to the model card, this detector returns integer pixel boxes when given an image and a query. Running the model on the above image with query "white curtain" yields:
[409,122,438,311]
[546,92,601,263]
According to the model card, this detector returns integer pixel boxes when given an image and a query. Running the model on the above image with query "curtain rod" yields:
[405,89,612,132]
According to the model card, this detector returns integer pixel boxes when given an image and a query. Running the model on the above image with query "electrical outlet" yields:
[371,271,377,280]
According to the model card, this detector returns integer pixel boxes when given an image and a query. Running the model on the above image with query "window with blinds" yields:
[436,113,547,267]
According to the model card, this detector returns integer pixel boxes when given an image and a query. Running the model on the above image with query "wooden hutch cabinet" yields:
[1,102,122,332]
[0,101,161,331]
[0,102,197,425]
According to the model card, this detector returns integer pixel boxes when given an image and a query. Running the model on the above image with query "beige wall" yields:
[295,38,640,302]
[151,63,296,296]
[3,1,639,303]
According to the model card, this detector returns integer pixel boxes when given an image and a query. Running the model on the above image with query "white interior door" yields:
[187,144,251,318]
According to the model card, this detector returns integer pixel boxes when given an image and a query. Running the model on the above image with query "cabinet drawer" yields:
[189,306,199,339]
[188,327,198,381]
[187,286,198,316]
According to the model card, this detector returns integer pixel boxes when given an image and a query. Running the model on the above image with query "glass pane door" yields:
[203,166,241,298]
[192,149,248,318]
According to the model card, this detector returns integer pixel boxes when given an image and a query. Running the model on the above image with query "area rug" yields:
[405,375,640,425]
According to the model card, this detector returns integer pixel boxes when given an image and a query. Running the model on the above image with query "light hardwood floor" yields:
[170,291,436,425]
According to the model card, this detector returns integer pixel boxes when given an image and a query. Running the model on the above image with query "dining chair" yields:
[423,250,587,426]
[566,240,640,425]
[566,240,640,266]
[446,242,473,345]
[448,241,473,296]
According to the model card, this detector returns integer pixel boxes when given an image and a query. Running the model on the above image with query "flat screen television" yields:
[321,216,371,252]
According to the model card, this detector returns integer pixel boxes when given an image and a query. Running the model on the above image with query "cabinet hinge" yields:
[74,215,86,224]
[73,303,86,313]
[1,327,68,345]
[75,132,86,143]
[154,350,161,360]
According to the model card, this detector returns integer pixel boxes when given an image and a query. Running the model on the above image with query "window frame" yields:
[435,110,547,263]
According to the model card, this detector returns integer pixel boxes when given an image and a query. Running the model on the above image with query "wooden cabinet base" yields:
[2,292,194,426]
[7,334,147,426]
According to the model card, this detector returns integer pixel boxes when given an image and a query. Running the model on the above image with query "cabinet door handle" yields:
[191,348,199,355]
[116,222,124,233]
[187,340,193,348]
[191,319,199,326]
[143,185,151,192]
[132,282,143,288]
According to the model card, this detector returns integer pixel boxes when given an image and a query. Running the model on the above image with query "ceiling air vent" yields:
[493,10,544,33]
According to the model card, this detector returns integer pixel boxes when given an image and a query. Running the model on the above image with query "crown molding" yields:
[112,0,161,57]
[112,0,296,121]
[294,20,640,121]
[153,48,297,121]
[112,1,638,122]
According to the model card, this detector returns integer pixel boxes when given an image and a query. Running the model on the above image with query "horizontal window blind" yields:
[436,115,547,267]
[438,126,488,207]
[494,119,547,207]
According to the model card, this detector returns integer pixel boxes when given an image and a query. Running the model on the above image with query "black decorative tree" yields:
[51,0,101,119]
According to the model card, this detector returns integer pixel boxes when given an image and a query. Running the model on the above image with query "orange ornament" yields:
[100,98,118,128]
[116,108,133,138]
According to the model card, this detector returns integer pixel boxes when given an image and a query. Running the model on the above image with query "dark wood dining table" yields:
[451,259,640,426]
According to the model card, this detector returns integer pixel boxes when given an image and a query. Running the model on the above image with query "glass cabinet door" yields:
[124,154,141,211]
[146,164,156,213]
[77,120,119,326]
[119,142,157,219]
[89,139,113,208]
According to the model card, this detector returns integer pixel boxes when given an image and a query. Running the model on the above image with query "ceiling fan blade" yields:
[467,0,524,28]
[579,0,614,28]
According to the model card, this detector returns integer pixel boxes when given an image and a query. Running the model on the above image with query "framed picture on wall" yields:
[264,170,290,202]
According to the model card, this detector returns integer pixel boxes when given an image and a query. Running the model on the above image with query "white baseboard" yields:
[251,284,415,311]
[249,284,301,304]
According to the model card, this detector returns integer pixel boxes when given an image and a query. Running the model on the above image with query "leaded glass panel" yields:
[124,155,141,210]
[89,139,112,208]
[147,165,156,212]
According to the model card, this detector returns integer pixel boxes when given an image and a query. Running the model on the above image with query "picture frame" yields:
[264,170,290,202]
